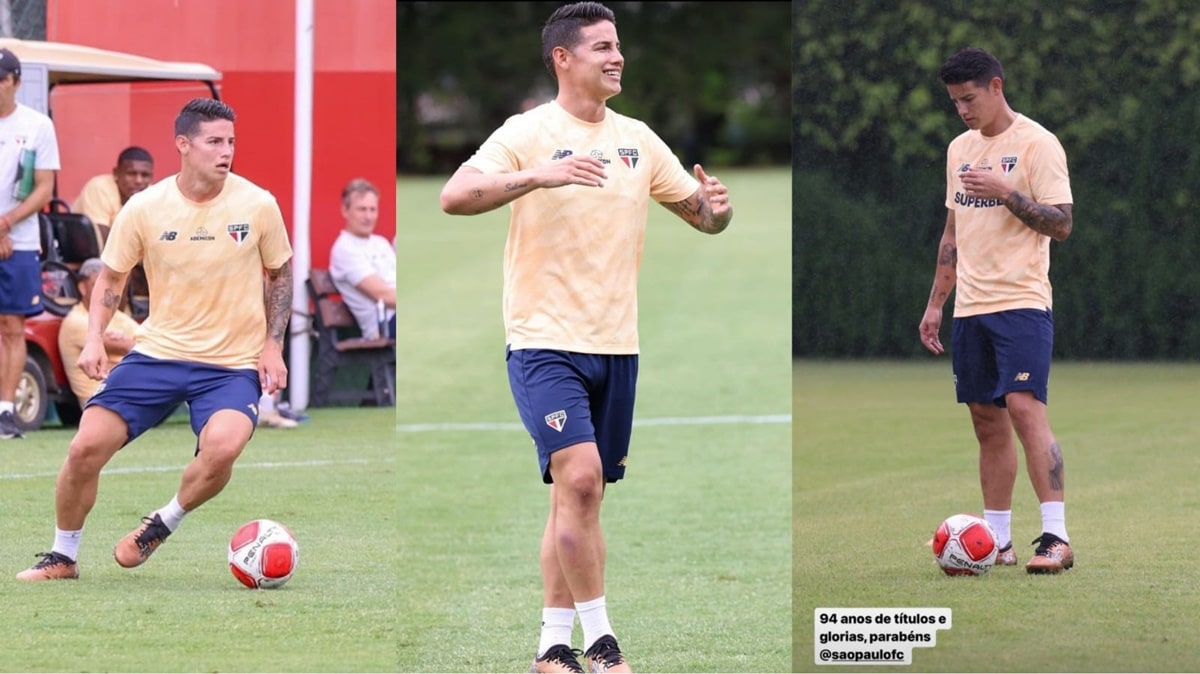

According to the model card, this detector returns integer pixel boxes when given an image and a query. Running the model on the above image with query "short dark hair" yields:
[939,47,1005,88]
[174,98,236,139]
[541,1,616,79]
[117,146,153,165]
[341,178,379,208]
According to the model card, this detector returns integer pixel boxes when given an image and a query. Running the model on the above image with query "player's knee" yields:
[557,469,604,507]
[63,436,117,475]
[198,411,254,454]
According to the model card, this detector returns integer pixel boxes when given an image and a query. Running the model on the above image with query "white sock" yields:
[983,509,1012,549]
[259,393,277,415]
[536,607,576,658]
[153,495,189,532]
[0,401,13,414]
[52,527,84,561]
[576,596,615,652]
[1040,501,1068,542]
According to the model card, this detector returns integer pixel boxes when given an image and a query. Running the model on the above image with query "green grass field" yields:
[397,168,793,672]
[0,408,396,672]
[794,360,1200,673]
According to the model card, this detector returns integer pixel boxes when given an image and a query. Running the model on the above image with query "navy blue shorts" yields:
[0,250,44,316]
[87,352,262,445]
[952,308,1054,407]
[506,347,638,484]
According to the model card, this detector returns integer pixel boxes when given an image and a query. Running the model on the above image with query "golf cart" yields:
[4,37,221,431]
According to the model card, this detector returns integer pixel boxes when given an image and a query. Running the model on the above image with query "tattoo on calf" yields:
[1048,442,1064,491]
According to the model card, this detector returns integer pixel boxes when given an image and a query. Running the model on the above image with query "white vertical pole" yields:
[289,0,314,409]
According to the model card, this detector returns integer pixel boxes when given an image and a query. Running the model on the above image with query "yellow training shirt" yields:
[102,172,293,369]
[463,101,697,354]
[945,114,1073,317]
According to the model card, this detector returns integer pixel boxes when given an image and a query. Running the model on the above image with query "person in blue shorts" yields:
[919,47,1075,574]
[0,47,61,440]
[440,3,733,671]
[17,98,294,581]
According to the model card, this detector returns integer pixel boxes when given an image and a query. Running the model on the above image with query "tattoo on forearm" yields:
[1048,442,1064,491]
[664,193,728,234]
[928,243,956,305]
[102,287,121,309]
[938,242,957,267]
[470,189,483,199]
[504,182,526,193]
[1005,193,1073,241]
[264,261,293,344]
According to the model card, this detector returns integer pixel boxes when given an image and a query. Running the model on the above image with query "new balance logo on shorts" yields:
[545,410,566,432]
[1014,372,1031,382]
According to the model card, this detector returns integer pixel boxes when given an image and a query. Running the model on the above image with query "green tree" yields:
[399,1,791,173]
[794,0,1200,359]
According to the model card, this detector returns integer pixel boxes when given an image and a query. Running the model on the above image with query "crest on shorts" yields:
[227,223,250,244]
[544,410,567,432]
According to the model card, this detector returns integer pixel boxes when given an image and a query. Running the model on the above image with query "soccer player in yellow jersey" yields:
[919,47,1075,575]
[440,3,732,672]
[17,98,294,581]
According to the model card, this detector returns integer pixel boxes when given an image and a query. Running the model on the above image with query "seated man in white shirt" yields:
[329,178,395,339]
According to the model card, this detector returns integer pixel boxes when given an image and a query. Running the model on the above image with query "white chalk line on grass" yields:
[396,413,792,433]
[0,457,391,482]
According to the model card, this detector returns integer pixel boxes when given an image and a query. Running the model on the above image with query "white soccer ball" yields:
[931,513,997,576]
[228,518,299,589]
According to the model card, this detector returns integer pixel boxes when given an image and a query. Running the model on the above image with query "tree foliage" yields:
[398,1,791,173]
[794,0,1200,359]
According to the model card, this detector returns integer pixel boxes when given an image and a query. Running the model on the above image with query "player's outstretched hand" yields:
[694,164,732,228]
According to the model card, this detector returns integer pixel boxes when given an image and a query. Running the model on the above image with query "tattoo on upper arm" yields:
[1048,441,1064,491]
[1005,193,1073,241]
[264,261,293,343]
[470,189,483,199]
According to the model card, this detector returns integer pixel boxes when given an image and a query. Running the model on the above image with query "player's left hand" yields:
[259,344,288,394]
[694,164,732,221]
[0,234,12,260]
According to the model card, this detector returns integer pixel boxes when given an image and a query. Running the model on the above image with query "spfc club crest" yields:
[1000,155,1018,174]
[545,410,567,432]
[227,222,250,244]
[618,147,639,169]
